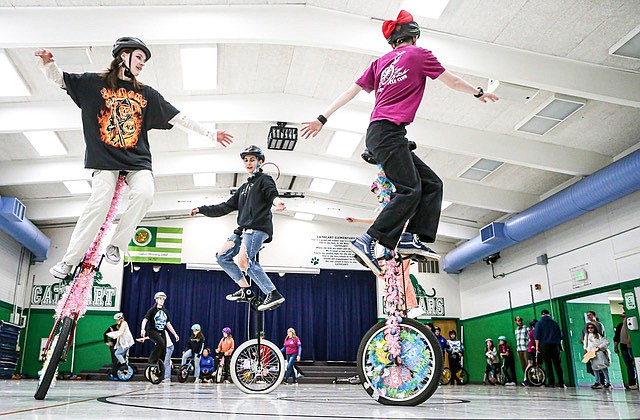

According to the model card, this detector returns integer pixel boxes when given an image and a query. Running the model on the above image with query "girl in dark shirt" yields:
[191,145,285,311]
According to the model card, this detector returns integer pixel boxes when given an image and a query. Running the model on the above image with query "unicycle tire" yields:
[145,362,164,384]
[526,365,546,387]
[215,362,224,383]
[357,318,443,406]
[440,367,451,385]
[34,317,73,400]
[230,339,285,394]
[117,364,135,381]
[177,364,190,383]
[455,367,469,385]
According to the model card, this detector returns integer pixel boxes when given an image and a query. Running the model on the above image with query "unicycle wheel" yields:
[230,339,285,394]
[117,364,135,381]
[357,318,443,406]
[145,363,164,384]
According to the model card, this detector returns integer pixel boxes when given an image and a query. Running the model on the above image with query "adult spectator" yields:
[580,310,605,386]
[199,348,215,383]
[514,316,530,382]
[614,312,638,390]
[534,309,566,388]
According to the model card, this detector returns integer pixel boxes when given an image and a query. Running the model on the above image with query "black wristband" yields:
[474,87,484,98]
[317,114,327,125]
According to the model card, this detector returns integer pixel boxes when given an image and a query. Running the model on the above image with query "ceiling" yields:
[0,0,639,253]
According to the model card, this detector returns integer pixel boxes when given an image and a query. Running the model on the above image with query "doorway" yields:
[564,290,624,387]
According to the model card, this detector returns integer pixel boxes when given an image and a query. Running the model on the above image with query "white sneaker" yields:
[629,384,639,390]
[407,307,426,319]
[105,245,121,264]
[49,262,73,279]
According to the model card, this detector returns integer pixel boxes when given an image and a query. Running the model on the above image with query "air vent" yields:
[418,260,440,274]
[609,25,640,60]
[459,158,504,182]
[0,196,26,222]
[515,94,586,136]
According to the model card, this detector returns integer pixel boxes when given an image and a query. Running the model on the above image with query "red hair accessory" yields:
[382,10,414,39]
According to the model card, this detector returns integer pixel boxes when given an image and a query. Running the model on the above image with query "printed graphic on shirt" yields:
[378,51,409,93]
[154,309,168,331]
[97,88,148,149]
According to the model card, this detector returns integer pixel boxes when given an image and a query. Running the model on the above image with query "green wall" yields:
[0,300,13,323]
[20,309,117,377]
[565,302,623,386]
[460,300,570,384]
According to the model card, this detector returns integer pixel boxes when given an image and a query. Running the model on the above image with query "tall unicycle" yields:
[356,254,443,406]
[230,276,285,394]
[34,174,127,400]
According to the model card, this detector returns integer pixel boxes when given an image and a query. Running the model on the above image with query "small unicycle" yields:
[178,357,195,383]
[525,354,546,387]
[230,281,286,394]
[35,174,127,400]
[116,350,135,382]
[356,253,443,406]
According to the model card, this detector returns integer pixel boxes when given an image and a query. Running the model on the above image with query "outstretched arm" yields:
[35,49,65,89]
[345,216,375,225]
[301,83,363,138]
[436,70,499,103]
[169,113,233,147]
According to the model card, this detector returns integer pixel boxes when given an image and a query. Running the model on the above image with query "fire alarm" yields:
[534,284,542,290]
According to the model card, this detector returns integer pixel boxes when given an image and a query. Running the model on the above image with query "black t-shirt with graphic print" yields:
[144,305,171,333]
[62,72,180,171]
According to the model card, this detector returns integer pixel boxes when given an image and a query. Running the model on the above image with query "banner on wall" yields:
[30,276,117,308]
[310,234,365,270]
[126,226,183,264]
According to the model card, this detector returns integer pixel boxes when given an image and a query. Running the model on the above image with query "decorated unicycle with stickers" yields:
[34,174,127,400]
[355,170,443,406]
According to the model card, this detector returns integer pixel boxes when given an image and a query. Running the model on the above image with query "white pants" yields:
[61,169,154,265]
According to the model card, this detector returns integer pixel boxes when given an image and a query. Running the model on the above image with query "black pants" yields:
[620,344,637,386]
[449,354,462,383]
[214,352,231,380]
[365,120,443,249]
[540,344,565,386]
[108,344,118,376]
[148,330,166,366]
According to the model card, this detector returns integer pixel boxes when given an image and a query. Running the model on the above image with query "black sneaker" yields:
[348,233,383,276]
[397,232,441,260]
[226,287,253,302]
[257,290,285,311]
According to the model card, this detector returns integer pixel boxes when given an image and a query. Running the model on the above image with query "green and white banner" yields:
[126,226,183,264]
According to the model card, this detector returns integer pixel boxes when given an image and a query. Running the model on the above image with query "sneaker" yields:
[505,382,516,386]
[226,287,253,302]
[629,384,639,390]
[591,383,603,389]
[397,233,441,260]
[257,290,285,311]
[49,262,73,279]
[348,233,383,276]
[406,307,426,319]
[104,245,121,264]
[603,383,611,389]
[521,381,528,386]
[109,374,118,381]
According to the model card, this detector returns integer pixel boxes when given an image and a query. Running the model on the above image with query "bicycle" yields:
[34,174,127,400]
[178,356,195,383]
[440,363,469,385]
[229,276,286,394]
[356,253,443,406]
[525,353,546,387]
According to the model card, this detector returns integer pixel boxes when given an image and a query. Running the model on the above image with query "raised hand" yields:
[215,130,233,147]
[189,208,199,217]
[34,48,55,64]
[478,92,499,103]
[300,120,324,139]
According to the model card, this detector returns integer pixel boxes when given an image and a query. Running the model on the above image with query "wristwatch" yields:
[474,87,484,98]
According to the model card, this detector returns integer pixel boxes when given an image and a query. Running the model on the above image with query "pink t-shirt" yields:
[355,45,445,125]
[283,337,301,355]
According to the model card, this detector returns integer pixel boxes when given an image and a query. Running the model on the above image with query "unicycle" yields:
[356,253,443,406]
[116,350,135,381]
[145,360,165,385]
[230,278,285,394]
[525,354,546,387]
[35,174,127,400]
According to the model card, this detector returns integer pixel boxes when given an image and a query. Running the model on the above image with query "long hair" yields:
[286,328,297,339]
[586,322,601,339]
[100,50,144,91]
[193,330,204,340]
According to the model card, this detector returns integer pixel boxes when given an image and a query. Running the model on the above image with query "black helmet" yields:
[434,326,441,331]
[449,329,457,336]
[529,319,538,328]
[112,37,151,61]
[240,145,265,162]
[387,21,421,45]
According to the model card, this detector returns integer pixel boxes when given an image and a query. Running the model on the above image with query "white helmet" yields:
[113,312,124,320]
[154,291,167,300]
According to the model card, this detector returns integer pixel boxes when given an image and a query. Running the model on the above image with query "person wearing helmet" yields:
[483,338,499,385]
[190,145,286,311]
[181,324,206,381]
[301,10,498,276]
[106,312,135,373]
[140,291,179,380]
[35,38,233,280]
[446,329,465,385]
[214,327,235,383]
[498,335,516,385]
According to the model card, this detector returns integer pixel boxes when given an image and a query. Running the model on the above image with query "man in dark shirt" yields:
[534,309,566,388]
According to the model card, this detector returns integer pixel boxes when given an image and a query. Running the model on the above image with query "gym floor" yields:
[1,381,639,419]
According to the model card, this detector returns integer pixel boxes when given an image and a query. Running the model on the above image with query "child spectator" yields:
[498,335,516,385]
